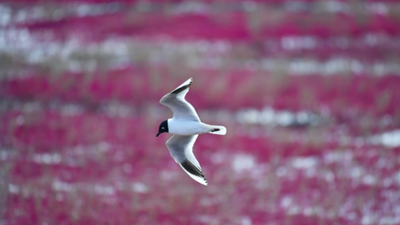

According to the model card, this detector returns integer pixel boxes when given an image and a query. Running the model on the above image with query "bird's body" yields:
[167,119,209,136]
[157,78,226,186]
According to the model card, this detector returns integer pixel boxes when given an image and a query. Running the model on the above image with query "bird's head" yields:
[156,120,169,137]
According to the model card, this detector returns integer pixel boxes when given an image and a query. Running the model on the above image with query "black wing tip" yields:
[171,78,193,94]
[180,160,206,180]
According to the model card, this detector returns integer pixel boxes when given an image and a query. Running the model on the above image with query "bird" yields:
[157,78,226,186]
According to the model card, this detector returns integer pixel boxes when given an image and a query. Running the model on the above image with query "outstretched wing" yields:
[166,135,207,186]
[160,78,200,122]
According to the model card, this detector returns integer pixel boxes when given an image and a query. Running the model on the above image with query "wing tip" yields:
[180,159,208,186]
[171,78,193,94]
[201,180,208,186]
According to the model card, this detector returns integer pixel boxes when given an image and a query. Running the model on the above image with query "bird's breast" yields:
[168,119,208,135]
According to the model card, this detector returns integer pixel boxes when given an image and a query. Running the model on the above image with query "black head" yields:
[156,120,169,137]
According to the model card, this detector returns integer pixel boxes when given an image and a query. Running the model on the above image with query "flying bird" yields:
[157,78,226,186]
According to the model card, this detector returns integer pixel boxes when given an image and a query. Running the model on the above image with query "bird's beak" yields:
[156,132,161,137]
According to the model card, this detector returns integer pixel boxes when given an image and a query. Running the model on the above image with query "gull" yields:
[157,78,226,186]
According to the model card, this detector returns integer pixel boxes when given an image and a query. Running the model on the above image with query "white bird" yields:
[157,78,226,186]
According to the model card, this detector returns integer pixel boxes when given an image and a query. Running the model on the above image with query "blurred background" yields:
[1,0,400,224]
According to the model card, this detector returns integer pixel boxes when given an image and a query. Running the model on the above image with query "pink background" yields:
[1,1,400,224]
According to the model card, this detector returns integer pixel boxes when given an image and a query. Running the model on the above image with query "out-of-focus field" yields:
[1,1,400,225]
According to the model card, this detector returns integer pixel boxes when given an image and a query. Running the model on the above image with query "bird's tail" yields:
[208,125,227,135]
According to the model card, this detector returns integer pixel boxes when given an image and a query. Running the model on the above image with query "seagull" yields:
[157,78,226,186]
